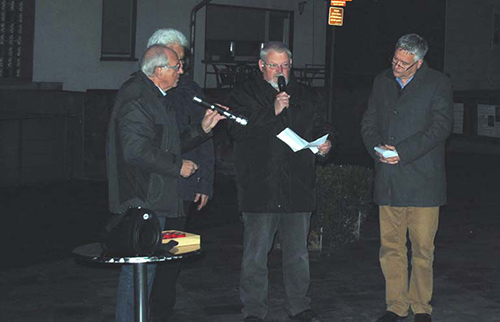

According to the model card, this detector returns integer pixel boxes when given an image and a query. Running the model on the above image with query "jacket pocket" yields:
[153,124,163,149]
[146,173,163,208]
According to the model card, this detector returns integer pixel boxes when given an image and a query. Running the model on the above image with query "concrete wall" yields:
[0,90,85,186]
[445,0,500,90]
[32,0,327,92]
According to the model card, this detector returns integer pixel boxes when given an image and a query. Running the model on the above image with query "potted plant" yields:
[309,164,374,251]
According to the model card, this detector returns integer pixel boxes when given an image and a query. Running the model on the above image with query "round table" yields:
[73,242,200,322]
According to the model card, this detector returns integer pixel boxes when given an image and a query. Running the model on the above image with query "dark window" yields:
[493,11,500,46]
[205,4,293,62]
[0,0,35,81]
[101,0,137,61]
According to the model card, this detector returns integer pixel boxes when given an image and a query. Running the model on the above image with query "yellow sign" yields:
[328,7,344,26]
[331,1,346,7]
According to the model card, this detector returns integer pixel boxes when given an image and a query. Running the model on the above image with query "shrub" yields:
[310,164,374,250]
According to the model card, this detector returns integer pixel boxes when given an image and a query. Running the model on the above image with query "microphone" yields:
[277,76,286,93]
[192,96,248,126]
[277,76,289,119]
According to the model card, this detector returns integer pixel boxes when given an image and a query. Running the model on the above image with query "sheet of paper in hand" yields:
[277,127,328,154]
[374,146,399,158]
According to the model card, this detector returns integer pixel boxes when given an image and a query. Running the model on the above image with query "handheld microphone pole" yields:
[278,76,286,93]
[192,96,248,126]
[277,76,291,123]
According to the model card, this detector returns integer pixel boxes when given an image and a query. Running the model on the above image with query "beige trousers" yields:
[379,206,439,316]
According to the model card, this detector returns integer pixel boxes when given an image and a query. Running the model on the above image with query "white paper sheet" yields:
[277,128,328,154]
[374,146,399,158]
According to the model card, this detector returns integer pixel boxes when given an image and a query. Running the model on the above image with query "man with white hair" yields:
[146,28,216,320]
[106,45,223,322]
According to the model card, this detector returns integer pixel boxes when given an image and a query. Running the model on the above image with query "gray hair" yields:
[395,33,428,61]
[140,45,171,76]
[147,28,188,48]
[260,41,292,61]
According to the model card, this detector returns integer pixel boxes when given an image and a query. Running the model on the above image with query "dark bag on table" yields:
[102,207,162,256]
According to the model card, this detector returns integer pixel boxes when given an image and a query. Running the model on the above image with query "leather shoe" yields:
[244,316,264,322]
[414,313,431,322]
[290,309,321,322]
[375,311,408,322]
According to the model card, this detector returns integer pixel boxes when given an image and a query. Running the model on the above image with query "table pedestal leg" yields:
[134,263,148,322]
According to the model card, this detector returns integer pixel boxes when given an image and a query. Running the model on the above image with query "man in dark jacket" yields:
[227,41,333,322]
[361,34,453,322]
[146,28,216,320]
[106,45,223,322]
[147,28,215,214]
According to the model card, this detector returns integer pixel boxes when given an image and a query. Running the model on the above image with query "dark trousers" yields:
[240,212,312,319]
[149,202,192,319]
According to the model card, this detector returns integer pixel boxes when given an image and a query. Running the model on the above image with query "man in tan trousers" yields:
[361,33,453,322]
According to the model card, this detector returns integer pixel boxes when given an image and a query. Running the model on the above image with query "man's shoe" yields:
[244,316,265,322]
[290,309,321,322]
[375,311,408,322]
[414,313,431,322]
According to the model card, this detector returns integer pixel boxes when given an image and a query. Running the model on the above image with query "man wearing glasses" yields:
[227,41,334,322]
[145,28,216,321]
[361,34,453,322]
[106,45,224,322]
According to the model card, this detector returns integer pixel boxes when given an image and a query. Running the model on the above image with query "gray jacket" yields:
[361,62,453,207]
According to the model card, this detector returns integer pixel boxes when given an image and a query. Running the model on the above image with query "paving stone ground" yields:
[1,151,499,321]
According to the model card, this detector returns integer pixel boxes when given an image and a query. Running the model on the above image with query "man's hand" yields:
[376,144,400,165]
[194,193,209,210]
[180,160,198,178]
[274,91,290,115]
[201,105,227,133]
[317,139,332,155]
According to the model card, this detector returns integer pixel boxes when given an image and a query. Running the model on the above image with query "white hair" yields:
[140,45,171,76]
[395,33,428,62]
[260,41,292,61]
[147,28,188,48]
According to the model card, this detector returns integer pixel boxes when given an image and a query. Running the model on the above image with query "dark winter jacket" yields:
[106,71,210,217]
[361,62,453,207]
[227,76,334,213]
[170,76,215,201]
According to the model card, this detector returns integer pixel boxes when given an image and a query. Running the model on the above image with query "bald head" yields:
[141,45,182,91]
[140,45,173,76]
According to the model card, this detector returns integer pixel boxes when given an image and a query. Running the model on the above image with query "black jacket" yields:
[361,62,453,207]
[106,72,210,217]
[170,76,215,201]
[227,76,334,213]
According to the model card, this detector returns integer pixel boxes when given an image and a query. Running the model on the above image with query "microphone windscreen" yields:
[277,76,286,92]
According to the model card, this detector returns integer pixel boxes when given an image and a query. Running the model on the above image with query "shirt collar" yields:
[396,75,414,88]
[155,84,167,96]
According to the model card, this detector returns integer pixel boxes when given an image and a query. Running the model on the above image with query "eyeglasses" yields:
[391,57,418,71]
[262,61,292,70]
[158,62,182,72]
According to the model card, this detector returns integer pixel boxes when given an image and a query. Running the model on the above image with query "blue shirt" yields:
[396,75,414,88]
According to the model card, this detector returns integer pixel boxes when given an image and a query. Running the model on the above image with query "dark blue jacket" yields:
[170,76,215,201]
